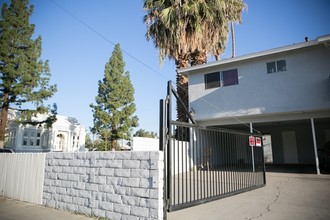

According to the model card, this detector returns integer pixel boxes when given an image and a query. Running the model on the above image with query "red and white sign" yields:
[255,137,262,147]
[249,136,255,146]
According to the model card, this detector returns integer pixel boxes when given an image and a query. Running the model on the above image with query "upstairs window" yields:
[205,69,238,89]
[205,72,220,89]
[267,60,287,73]
[222,69,239,86]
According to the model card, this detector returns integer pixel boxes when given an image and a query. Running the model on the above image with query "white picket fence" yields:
[0,153,46,204]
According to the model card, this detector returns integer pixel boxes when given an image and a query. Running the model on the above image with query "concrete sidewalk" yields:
[0,197,94,220]
[1,173,329,220]
[168,172,330,220]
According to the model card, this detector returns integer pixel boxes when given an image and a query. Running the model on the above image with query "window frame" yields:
[204,72,220,89]
[204,69,238,89]
[6,129,16,147]
[22,128,43,147]
[267,59,287,73]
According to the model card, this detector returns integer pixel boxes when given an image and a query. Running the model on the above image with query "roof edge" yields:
[178,34,330,74]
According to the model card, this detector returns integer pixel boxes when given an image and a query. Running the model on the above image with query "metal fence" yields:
[167,122,265,211]
[160,81,266,213]
[0,153,46,204]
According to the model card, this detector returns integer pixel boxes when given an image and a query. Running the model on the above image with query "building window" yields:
[22,129,42,147]
[205,72,220,89]
[222,69,239,86]
[205,69,238,89]
[6,129,16,147]
[267,60,287,73]
[72,135,76,148]
[41,131,49,148]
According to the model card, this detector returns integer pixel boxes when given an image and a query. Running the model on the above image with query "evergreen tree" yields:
[90,44,138,151]
[134,129,158,138]
[0,0,57,148]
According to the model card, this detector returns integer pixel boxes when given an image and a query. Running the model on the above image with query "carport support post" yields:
[311,118,320,175]
[250,122,255,172]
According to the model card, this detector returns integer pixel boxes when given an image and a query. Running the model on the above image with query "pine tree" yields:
[90,44,138,151]
[0,0,57,148]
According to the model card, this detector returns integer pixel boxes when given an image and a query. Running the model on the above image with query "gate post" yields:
[159,99,167,220]
[159,99,165,151]
[166,81,172,212]
[250,122,255,172]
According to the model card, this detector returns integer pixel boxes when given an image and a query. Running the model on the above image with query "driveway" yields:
[168,172,330,220]
[0,172,329,220]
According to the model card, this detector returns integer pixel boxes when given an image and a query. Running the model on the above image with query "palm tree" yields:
[144,0,246,122]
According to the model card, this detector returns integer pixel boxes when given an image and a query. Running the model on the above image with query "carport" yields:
[219,117,330,174]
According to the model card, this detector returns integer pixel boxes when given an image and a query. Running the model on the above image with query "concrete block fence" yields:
[0,151,164,220]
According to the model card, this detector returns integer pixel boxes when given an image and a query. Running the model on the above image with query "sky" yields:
[1,0,330,136]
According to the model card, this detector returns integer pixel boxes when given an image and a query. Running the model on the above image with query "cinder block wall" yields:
[43,151,164,220]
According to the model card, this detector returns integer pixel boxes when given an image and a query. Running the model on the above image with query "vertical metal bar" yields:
[261,136,267,185]
[201,130,205,199]
[205,130,209,198]
[214,131,218,195]
[221,131,224,195]
[230,133,234,192]
[233,134,237,191]
[166,81,173,209]
[311,118,320,175]
[159,99,167,220]
[241,134,245,190]
[187,127,190,203]
[192,128,196,202]
[240,134,244,190]
[197,128,200,200]
[182,127,185,204]
[218,131,222,195]
[250,123,255,173]
[202,130,206,199]
[247,134,250,187]
[225,132,229,194]
[212,130,216,197]
[230,133,233,192]
[185,126,189,203]
[205,129,209,198]
[159,100,165,151]
[236,134,241,191]
[174,126,178,205]
[233,134,239,191]
[245,133,249,188]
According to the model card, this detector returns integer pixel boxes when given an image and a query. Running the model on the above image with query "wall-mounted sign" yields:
[256,137,262,147]
[249,136,255,147]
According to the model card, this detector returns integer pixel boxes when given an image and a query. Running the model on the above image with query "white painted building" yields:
[5,110,85,152]
[132,137,159,151]
[178,35,330,171]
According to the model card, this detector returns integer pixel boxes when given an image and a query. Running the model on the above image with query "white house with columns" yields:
[5,110,85,152]
[178,34,330,173]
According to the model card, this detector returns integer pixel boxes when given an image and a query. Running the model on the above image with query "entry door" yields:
[282,131,298,164]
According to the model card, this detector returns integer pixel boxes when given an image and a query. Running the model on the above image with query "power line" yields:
[49,0,169,81]
[48,0,262,133]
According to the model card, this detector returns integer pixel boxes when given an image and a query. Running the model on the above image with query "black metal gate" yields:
[160,81,266,215]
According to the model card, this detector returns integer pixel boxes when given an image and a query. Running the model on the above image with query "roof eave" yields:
[178,34,330,75]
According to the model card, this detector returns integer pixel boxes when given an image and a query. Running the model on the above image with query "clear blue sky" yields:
[2,0,330,135]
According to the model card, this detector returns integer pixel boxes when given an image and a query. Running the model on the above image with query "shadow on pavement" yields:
[265,164,330,174]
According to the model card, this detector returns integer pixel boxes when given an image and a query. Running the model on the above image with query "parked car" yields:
[0,148,14,153]
[319,141,330,171]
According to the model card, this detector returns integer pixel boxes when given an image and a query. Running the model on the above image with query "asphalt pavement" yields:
[0,172,330,220]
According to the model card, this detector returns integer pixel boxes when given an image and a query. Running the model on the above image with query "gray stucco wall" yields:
[188,43,330,124]
[43,151,164,220]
